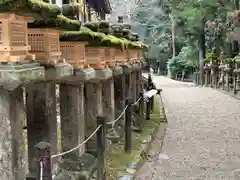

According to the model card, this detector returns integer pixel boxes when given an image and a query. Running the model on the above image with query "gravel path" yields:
[135,75,240,180]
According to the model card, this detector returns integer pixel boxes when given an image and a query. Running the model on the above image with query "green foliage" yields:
[131,0,238,72]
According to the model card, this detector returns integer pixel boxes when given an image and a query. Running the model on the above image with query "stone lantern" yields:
[218,52,226,89]
[233,55,240,94]
[209,52,219,88]
[204,60,211,86]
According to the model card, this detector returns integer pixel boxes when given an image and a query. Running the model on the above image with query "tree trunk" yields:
[170,14,176,58]
[199,18,206,86]
[235,0,239,10]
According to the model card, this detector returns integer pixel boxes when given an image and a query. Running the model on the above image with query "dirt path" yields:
[135,75,240,180]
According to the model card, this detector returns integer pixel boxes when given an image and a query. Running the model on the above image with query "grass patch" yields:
[107,95,163,179]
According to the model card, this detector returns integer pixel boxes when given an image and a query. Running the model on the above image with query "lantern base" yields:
[45,63,73,81]
[0,60,44,90]
[121,64,133,74]
[132,62,142,72]
[53,153,97,180]
[109,65,123,76]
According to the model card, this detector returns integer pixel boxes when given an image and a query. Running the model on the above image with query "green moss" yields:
[28,15,81,31]
[56,15,81,31]
[205,52,217,60]
[61,4,79,17]
[107,95,163,179]
[0,0,61,18]
[99,20,110,29]
[223,58,234,64]
[83,21,99,32]
[60,28,95,41]
[61,21,146,50]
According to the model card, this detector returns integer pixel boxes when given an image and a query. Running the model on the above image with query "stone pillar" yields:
[120,75,126,112]
[0,88,26,180]
[102,78,115,122]
[126,74,132,98]
[204,70,208,86]
[59,84,85,159]
[85,83,103,156]
[226,72,230,91]
[136,70,141,97]
[131,72,137,103]
[236,73,240,91]
[26,83,58,178]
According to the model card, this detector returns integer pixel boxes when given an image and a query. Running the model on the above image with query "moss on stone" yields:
[223,58,234,64]
[60,28,95,41]
[83,21,99,32]
[99,20,110,29]
[0,0,61,18]
[61,21,147,50]
[28,15,81,31]
[61,4,79,17]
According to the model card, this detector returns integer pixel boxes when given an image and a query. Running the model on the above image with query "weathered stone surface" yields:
[121,64,133,74]
[55,68,96,85]
[54,153,97,180]
[59,84,85,158]
[74,68,96,81]
[94,68,112,80]
[140,60,147,68]
[0,61,44,90]
[109,66,123,76]
[26,83,58,177]
[45,63,73,81]
[131,72,137,102]
[85,83,103,156]
[131,63,141,72]
[102,78,115,122]
[0,88,26,180]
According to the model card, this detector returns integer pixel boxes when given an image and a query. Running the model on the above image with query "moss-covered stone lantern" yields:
[233,54,240,94]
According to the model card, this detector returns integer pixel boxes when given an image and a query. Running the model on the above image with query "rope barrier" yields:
[106,105,129,126]
[106,96,142,127]
[51,95,144,158]
[132,96,142,106]
[51,125,102,159]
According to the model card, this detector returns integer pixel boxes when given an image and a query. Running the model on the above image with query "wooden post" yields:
[146,81,151,120]
[138,92,144,132]
[35,142,52,180]
[97,116,107,180]
[146,98,151,120]
[233,73,237,94]
[150,82,154,114]
[222,71,225,90]
[125,98,132,153]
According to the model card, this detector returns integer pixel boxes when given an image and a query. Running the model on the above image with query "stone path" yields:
[135,75,240,180]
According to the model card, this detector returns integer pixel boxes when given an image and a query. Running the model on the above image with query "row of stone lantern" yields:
[0,1,147,180]
[203,51,240,96]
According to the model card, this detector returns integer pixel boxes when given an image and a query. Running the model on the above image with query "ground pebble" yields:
[135,75,240,180]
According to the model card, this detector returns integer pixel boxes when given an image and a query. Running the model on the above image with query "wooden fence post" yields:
[35,142,52,180]
[150,82,155,114]
[138,92,144,132]
[97,116,107,180]
[125,98,133,153]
